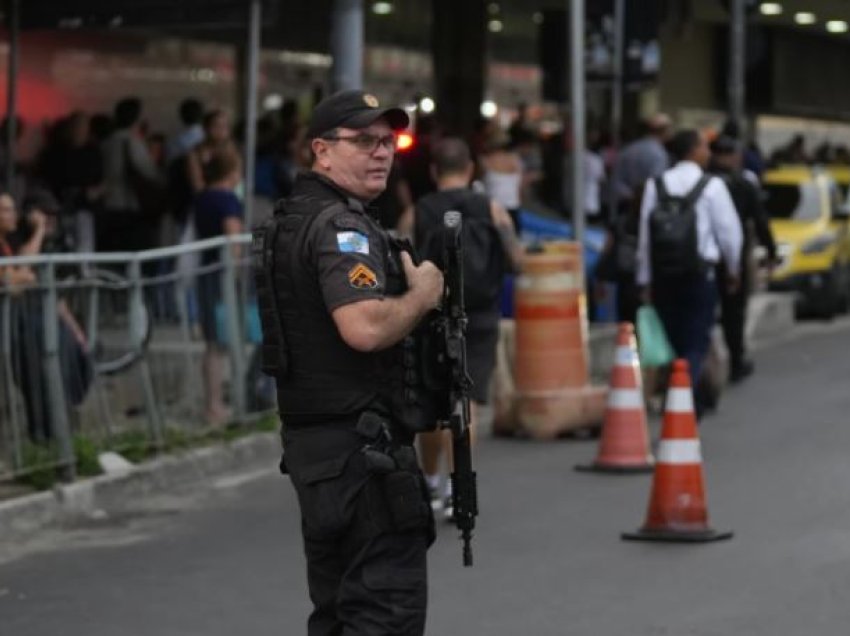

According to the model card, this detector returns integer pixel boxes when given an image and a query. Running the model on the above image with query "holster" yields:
[383,470,432,535]
[356,411,435,543]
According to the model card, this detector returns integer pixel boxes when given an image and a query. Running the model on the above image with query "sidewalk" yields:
[0,433,280,542]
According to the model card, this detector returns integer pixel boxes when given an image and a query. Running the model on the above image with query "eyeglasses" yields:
[322,133,397,153]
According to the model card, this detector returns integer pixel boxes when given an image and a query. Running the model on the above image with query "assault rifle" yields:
[439,210,478,567]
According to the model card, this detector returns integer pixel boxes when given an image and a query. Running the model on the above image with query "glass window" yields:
[763,183,823,221]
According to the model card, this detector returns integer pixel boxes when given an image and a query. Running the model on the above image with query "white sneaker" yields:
[429,486,444,512]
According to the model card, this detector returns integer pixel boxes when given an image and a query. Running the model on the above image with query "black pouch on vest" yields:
[382,237,446,434]
[382,470,431,533]
[253,217,290,378]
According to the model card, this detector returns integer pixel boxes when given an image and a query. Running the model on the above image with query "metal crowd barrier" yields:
[0,234,273,484]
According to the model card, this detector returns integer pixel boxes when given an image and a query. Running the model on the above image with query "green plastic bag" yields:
[636,305,675,368]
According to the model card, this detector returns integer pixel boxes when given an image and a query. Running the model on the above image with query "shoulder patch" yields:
[337,231,369,255]
[348,263,379,290]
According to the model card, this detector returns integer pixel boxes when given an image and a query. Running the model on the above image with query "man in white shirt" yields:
[636,130,743,413]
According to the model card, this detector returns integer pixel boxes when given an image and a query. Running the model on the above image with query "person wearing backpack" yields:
[636,129,742,416]
[599,115,672,325]
[398,137,523,517]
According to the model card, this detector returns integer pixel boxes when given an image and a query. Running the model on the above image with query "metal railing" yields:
[0,233,273,484]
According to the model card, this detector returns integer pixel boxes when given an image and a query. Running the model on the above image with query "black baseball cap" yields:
[710,135,741,155]
[307,90,410,139]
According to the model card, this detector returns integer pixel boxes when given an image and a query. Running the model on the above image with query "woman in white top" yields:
[480,130,523,226]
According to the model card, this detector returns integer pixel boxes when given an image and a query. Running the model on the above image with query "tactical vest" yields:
[253,175,439,434]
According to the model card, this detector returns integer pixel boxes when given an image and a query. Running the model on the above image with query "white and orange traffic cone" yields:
[622,359,733,542]
[576,323,654,474]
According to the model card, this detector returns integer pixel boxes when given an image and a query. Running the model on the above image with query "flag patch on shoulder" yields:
[336,231,369,255]
[348,264,379,289]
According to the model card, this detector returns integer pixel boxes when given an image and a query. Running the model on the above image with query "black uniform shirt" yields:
[712,167,777,261]
[298,172,392,312]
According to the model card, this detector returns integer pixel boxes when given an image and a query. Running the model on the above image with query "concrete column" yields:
[243,0,261,230]
[331,0,364,92]
[5,0,20,192]
[728,0,746,129]
[608,0,625,219]
[610,0,625,147]
[432,0,487,137]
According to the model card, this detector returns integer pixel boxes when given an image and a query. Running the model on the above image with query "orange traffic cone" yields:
[576,323,653,474]
[622,359,733,543]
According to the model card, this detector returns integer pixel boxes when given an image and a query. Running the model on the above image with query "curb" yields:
[0,432,280,541]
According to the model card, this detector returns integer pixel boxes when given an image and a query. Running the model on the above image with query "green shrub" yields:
[109,430,152,464]
[13,418,280,491]
[163,427,191,452]
[17,442,60,490]
[255,415,279,433]
[74,435,102,477]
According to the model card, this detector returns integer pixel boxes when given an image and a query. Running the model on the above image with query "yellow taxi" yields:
[825,165,850,197]
[762,166,850,318]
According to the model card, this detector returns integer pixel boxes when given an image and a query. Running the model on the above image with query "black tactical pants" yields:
[283,422,433,636]
[717,262,750,370]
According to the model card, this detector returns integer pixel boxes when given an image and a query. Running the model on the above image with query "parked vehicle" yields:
[762,166,850,318]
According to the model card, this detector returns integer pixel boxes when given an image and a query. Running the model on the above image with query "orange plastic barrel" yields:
[514,242,589,394]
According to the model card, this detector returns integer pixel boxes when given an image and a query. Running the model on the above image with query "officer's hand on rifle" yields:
[400,251,444,311]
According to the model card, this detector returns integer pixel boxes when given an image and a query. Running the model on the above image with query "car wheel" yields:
[817,267,842,320]
[842,264,850,314]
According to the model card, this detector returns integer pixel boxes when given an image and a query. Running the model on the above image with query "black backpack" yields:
[414,189,505,312]
[649,174,711,279]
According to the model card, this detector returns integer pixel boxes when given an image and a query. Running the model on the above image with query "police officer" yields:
[254,90,443,636]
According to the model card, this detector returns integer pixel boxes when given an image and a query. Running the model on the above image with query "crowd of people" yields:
[0,86,825,443]
[386,107,794,424]
[0,95,309,258]
[378,108,785,422]
[0,95,314,429]
[590,115,779,418]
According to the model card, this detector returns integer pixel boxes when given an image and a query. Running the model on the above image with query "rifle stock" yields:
[441,211,478,567]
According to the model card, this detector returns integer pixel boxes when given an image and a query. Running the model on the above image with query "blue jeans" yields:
[653,269,718,391]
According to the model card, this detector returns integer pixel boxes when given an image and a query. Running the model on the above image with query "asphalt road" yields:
[3,322,850,636]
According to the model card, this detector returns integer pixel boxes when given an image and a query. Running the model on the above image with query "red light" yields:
[396,132,415,152]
